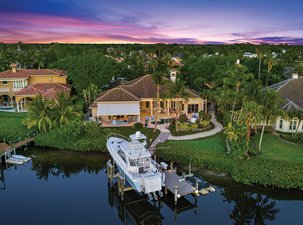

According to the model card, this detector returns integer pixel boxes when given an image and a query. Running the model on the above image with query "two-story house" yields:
[0,63,71,111]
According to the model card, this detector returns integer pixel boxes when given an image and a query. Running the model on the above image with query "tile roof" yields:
[15,83,71,99]
[95,87,140,102]
[0,69,67,79]
[94,74,201,103]
[270,76,303,111]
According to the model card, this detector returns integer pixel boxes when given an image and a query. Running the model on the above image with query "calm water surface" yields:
[0,149,302,225]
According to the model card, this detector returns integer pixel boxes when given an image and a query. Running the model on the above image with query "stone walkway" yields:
[148,111,223,152]
[148,123,170,153]
[147,104,223,152]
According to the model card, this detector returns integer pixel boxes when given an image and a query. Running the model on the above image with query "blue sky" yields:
[0,0,302,44]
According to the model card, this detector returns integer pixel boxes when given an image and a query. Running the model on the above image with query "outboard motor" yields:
[153,192,158,201]
[147,193,153,201]
[158,190,163,198]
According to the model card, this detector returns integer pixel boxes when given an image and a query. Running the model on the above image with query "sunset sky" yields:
[1,0,302,44]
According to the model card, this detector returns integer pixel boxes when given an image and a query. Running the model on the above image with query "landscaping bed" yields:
[168,121,214,136]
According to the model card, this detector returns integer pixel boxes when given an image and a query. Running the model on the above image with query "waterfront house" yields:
[91,71,206,126]
[0,63,71,111]
[270,73,303,133]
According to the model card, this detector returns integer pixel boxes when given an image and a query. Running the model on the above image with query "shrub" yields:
[157,142,303,190]
[178,114,188,123]
[200,120,210,127]
[35,121,108,152]
[178,122,198,131]
[132,122,143,129]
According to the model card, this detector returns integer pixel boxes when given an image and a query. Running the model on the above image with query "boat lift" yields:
[107,159,215,206]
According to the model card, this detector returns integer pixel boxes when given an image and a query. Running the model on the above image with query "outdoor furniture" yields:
[190,118,197,123]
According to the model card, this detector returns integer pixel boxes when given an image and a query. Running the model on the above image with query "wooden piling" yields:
[174,186,178,206]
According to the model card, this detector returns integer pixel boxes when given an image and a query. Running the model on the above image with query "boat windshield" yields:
[137,157,151,173]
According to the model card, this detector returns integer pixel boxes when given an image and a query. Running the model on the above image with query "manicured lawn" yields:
[255,134,303,163]
[165,132,226,153]
[164,132,303,163]
[158,132,303,190]
[0,111,32,142]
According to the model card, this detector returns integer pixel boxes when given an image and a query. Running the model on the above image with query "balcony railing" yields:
[12,87,23,92]
[0,87,9,93]
[0,87,24,93]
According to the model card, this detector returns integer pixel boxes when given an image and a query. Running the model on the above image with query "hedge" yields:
[157,143,303,190]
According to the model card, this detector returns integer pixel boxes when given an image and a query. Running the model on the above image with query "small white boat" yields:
[11,154,31,162]
[107,132,163,196]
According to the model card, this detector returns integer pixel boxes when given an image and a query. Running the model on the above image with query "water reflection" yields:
[29,150,108,180]
[0,168,5,190]
[222,188,280,225]
[108,183,163,225]
[1,149,301,225]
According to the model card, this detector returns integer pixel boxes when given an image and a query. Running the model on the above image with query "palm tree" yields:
[235,100,262,153]
[258,90,285,153]
[24,95,53,132]
[223,65,254,122]
[152,60,167,132]
[168,78,189,132]
[82,83,100,109]
[52,92,82,127]
[256,48,263,80]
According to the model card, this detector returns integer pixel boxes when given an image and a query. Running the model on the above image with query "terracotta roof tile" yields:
[15,83,71,99]
[94,74,201,103]
[95,87,140,102]
[0,69,67,79]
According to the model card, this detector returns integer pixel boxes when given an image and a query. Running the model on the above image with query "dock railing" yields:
[107,133,131,142]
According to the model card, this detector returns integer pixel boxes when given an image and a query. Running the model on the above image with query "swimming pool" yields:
[0,106,15,112]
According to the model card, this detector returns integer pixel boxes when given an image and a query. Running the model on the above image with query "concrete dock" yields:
[164,170,196,197]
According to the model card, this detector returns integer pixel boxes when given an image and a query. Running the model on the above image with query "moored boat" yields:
[107,132,163,197]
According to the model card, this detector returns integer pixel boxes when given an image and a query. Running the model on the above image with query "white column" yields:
[185,102,188,116]
[17,102,19,112]
[150,100,153,116]
[20,100,23,110]
[166,100,170,116]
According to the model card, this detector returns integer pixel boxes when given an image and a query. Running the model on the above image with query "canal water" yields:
[0,149,302,225]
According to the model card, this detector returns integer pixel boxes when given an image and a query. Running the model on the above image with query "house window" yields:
[289,119,297,130]
[160,101,164,108]
[279,119,283,129]
[145,101,150,108]
[188,104,199,113]
[2,81,8,85]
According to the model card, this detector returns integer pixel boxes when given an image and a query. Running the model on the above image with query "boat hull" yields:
[107,136,162,194]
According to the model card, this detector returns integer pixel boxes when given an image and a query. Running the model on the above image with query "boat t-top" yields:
[107,131,163,199]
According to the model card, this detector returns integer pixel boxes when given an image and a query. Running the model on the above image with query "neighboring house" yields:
[270,74,303,133]
[243,52,257,58]
[91,71,206,126]
[0,63,71,111]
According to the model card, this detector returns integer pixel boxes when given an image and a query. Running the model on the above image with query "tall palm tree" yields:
[258,90,284,152]
[256,48,263,80]
[52,92,82,127]
[24,95,53,132]
[223,65,254,122]
[168,78,189,132]
[152,60,167,132]
[235,100,262,153]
